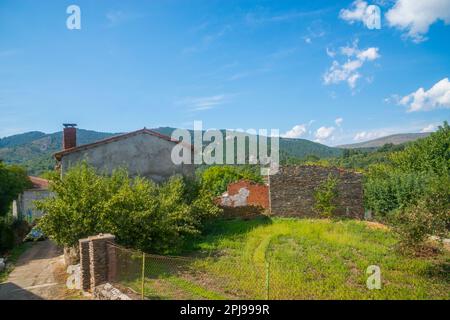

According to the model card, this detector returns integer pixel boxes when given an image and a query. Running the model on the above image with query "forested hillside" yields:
[0,127,342,175]
[0,129,119,175]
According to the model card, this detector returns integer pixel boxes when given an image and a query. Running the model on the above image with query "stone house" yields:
[12,176,51,222]
[54,124,195,182]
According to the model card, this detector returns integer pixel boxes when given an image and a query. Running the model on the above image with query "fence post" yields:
[141,252,145,300]
[265,260,270,300]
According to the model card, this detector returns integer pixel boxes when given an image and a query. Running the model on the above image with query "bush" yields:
[36,162,220,253]
[364,122,450,220]
[393,172,450,252]
[0,162,32,217]
[199,165,263,196]
[0,218,30,254]
[313,174,339,218]
[364,167,429,217]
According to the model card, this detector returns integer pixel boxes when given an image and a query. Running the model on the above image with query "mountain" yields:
[0,127,341,175]
[337,133,431,149]
[0,131,47,148]
[0,129,119,175]
[153,127,342,160]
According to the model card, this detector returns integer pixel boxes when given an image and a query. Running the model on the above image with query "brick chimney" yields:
[63,123,77,150]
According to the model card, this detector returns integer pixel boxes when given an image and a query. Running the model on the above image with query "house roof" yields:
[29,176,49,190]
[54,128,193,161]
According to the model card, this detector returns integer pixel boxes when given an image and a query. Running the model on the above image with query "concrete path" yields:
[0,240,67,300]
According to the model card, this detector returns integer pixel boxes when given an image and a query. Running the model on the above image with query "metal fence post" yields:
[265,260,270,300]
[141,252,145,300]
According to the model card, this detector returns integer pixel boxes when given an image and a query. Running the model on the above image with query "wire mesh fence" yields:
[106,242,305,300]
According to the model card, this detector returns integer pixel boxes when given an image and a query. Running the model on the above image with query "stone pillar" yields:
[79,233,115,292]
[89,234,115,290]
[79,239,91,291]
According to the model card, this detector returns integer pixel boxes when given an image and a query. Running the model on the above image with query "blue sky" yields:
[0,0,449,145]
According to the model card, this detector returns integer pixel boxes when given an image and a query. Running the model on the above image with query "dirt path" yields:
[0,240,68,300]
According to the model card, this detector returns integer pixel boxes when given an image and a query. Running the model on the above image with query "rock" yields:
[93,283,132,300]
[64,246,80,266]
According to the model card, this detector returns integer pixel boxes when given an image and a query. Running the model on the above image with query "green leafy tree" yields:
[313,174,339,218]
[199,165,263,196]
[393,173,450,251]
[36,162,220,253]
[390,121,449,174]
[0,162,32,217]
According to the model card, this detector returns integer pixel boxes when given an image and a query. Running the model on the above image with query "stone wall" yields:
[78,233,138,300]
[79,233,116,292]
[269,165,364,219]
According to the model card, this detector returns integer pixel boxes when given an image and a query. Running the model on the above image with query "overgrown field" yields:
[119,217,449,300]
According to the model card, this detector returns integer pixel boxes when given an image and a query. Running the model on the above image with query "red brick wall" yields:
[227,180,269,209]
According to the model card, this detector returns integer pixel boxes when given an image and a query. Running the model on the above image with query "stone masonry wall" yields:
[79,239,91,291]
[270,165,364,219]
[79,233,115,292]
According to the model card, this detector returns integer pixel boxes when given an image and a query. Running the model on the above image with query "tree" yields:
[0,162,32,217]
[313,174,339,218]
[390,121,449,175]
[394,173,450,251]
[199,165,263,196]
[363,122,450,251]
[35,162,220,253]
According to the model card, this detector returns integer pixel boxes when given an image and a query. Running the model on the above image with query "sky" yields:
[0,0,449,145]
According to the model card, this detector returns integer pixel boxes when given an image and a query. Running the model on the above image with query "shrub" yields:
[313,174,339,218]
[364,167,429,217]
[0,218,30,254]
[0,162,32,217]
[364,122,450,220]
[199,165,263,196]
[36,162,220,253]
[390,121,449,175]
[393,173,450,252]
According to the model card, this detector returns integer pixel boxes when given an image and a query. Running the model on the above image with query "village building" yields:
[12,176,51,222]
[54,124,195,182]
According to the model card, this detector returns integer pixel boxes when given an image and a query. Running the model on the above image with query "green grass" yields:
[0,242,32,283]
[126,217,449,300]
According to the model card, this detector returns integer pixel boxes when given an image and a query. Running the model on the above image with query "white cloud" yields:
[386,0,450,42]
[323,40,380,89]
[398,78,450,112]
[282,124,307,138]
[335,117,344,126]
[353,130,386,141]
[421,124,438,132]
[105,10,144,27]
[177,94,229,111]
[315,126,335,141]
[356,47,380,61]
